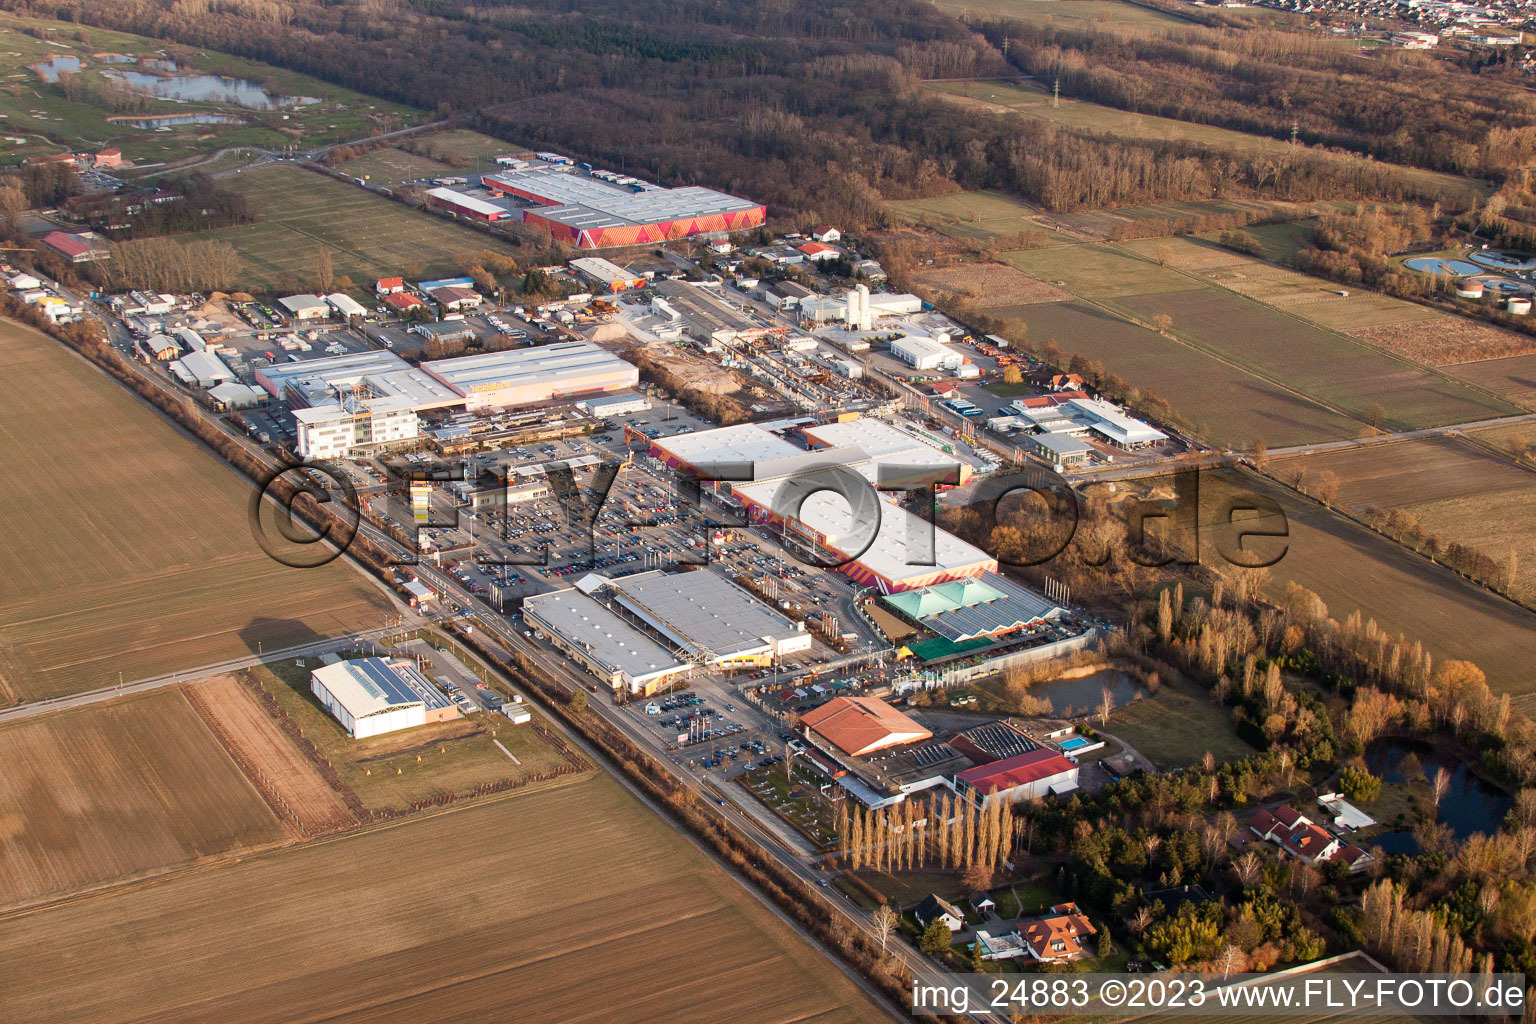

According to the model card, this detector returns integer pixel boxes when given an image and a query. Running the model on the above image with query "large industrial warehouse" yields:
[309,658,458,739]
[255,350,463,411]
[423,342,639,411]
[522,588,691,696]
[646,420,993,593]
[800,418,972,485]
[733,479,999,593]
[602,569,813,667]
[484,166,764,249]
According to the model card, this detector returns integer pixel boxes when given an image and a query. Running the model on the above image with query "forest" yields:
[979,18,1536,178]
[6,0,1499,230]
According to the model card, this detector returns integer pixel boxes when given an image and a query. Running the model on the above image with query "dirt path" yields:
[184,675,355,836]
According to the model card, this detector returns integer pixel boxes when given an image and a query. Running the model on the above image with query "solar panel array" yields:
[960,722,1037,760]
[909,743,959,768]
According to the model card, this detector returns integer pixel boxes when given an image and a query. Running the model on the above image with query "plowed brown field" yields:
[0,689,282,907]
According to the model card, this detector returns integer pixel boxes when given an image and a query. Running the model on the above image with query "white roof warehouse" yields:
[422,342,638,411]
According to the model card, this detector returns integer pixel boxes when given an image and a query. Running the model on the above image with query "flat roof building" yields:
[1065,397,1166,448]
[310,657,456,739]
[734,479,998,594]
[485,167,764,249]
[426,186,510,222]
[294,394,418,461]
[601,569,812,667]
[800,417,970,485]
[1027,432,1092,467]
[279,294,330,320]
[570,257,646,292]
[891,334,963,371]
[522,588,691,696]
[575,392,648,417]
[423,342,639,411]
[255,350,463,412]
[800,696,932,757]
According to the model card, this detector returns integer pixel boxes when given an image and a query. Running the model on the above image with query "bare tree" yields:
[1216,943,1247,978]
[1232,850,1262,887]
[1098,686,1114,726]
[873,904,898,956]
[1431,767,1451,811]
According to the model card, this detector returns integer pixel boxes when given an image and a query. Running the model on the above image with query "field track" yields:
[183,675,355,836]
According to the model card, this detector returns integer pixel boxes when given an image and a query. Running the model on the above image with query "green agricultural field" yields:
[0,14,423,168]
[989,299,1361,446]
[1046,198,1309,240]
[193,163,519,291]
[1002,243,1202,298]
[1120,236,1440,333]
[887,189,1051,241]
[1198,468,1536,700]
[0,319,391,704]
[1215,219,1318,264]
[412,128,523,167]
[1115,287,1515,431]
[339,146,458,185]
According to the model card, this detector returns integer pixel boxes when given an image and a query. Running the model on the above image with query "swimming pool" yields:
[1059,736,1090,752]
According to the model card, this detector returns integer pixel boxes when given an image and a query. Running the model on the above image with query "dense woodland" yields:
[981,17,1536,178]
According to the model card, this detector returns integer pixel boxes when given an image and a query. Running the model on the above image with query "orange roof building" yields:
[797,241,839,261]
[799,696,931,757]
[1019,903,1096,963]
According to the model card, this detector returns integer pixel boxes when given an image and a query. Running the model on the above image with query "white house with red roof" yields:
[1018,903,1097,963]
[797,241,840,262]
[1250,804,1338,865]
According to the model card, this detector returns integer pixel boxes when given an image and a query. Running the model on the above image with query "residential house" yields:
[914,894,965,933]
[1018,903,1097,964]
[811,226,841,243]
[1248,805,1341,867]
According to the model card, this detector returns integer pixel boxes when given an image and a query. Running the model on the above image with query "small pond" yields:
[32,56,81,82]
[1037,669,1146,718]
[103,70,319,110]
[115,113,244,129]
[1365,739,1512,855]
